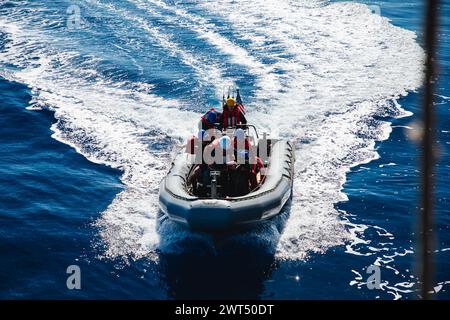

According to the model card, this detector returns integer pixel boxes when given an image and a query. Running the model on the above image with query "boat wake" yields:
[0,0,425,298]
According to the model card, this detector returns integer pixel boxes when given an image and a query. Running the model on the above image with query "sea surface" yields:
[0,0,449,299]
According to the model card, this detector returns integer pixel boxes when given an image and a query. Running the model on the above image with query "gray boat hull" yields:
[158,140,295,230]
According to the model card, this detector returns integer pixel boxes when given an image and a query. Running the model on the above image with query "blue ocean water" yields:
[0,0,448,299]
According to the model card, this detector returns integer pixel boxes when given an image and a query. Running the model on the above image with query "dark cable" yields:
[420,0,439,300]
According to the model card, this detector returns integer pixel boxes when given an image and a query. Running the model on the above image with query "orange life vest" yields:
[222,104,244,128]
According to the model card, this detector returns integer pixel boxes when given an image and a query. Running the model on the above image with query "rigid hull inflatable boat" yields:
[158,130,295,230]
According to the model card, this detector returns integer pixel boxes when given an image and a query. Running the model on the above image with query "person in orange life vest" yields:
[199,108,221,131]
[186,129,210,155]
[218,136,235,197]
[238,150,263,190]
[221,97,246,129]
[188,130,217,196]
[233,128,252,156]
[202,135,234,166]
[193,136,234,196]
[228,149,252,196]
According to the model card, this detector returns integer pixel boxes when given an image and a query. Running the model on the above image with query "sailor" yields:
[232,150,264,194]
[199,108,221,131]
[186,129,204,155]
[190,162,210,197]
[250,153,264,190]
[233,128,252,156]
[219,135,234,164]
[229,150,252,196]
[186,129,216,158]
[221,98,246,129]
[216,136,234,197]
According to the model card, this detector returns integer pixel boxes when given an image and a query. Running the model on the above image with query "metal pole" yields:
[420,0,439,300]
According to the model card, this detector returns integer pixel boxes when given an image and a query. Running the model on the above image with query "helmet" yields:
[237,149,250,165]
[197,129,206,140]
[219,136,231,150]
[226,98,236,107]
[238,149,249,159]
[206,111,217,124]
[234,128,245,140]
[203,132,211,142]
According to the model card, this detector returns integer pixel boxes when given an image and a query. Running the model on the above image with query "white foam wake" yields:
[0,0,424,269]
[198,0,423,260]
[0,13,197,261]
